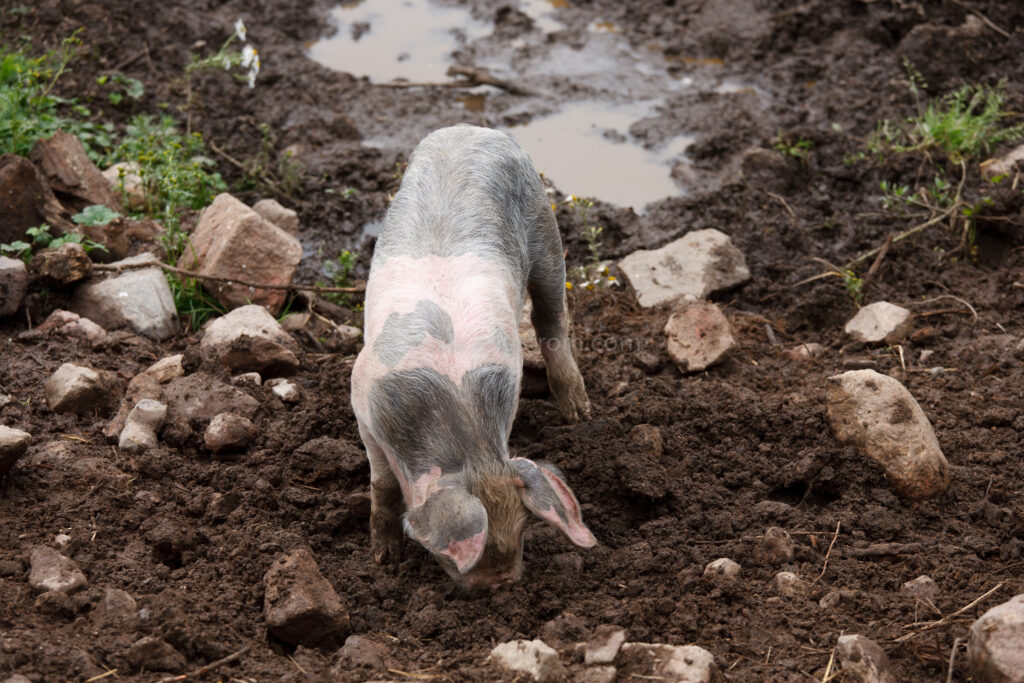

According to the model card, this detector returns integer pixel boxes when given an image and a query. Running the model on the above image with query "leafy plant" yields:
[772,131,814,164]
[318,249,358,306]
[0,32,114,161]
[72,203,121,226]
[0,223,107,262]
[96,73,144,105]
[564,195,618,290]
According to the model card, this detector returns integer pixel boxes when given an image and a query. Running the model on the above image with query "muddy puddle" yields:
[307,0,766,213]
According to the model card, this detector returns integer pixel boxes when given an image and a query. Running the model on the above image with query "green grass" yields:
[867,81,1024,162]
[0,34,114,162]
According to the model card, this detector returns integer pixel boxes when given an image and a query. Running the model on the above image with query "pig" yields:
[350,125,596,590]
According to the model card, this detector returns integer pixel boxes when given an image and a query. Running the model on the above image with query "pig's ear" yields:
[510,458,597,548]
[404,487,488,574]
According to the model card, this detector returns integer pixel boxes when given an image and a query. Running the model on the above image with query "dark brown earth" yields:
[3,0,1024,681]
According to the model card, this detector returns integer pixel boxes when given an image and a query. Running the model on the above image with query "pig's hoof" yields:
[372,531,404,565]
[554,385,592,423]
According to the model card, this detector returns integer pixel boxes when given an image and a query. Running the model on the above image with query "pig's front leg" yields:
[527,215,592,423]
[359,423,405,564]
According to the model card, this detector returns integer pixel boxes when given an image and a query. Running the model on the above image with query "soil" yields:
[2,0,1024,681]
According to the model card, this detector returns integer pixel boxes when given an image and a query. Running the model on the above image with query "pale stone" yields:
[102,162,146,209]
[620,643,723,682]
[201,304,299,375]
[253,198,299,234]
[844,302,913,344]
[204,413,259,453]
[267,378,301,403]
[703,558,741,581]
[180,193,302,314]
[901,575,940,600]
[28,546,87,594]
[826,369,950,500]
[93,588,138,627]
[45,363,120,416]
[968,593,1024,683]
[163,373,260,422]
[118,399,167,454]
[755,527,795,565]
[664,300,736,372]
[786,342,826,361]
[70,253,179,341]
[618,229,750,308]
[980,143,1024,180]
[0,425,30,479]
[585,625,627,665]
[0,256,28,317]
[490,639,566,682]
[837,634,896,683]
[773,571,810,598]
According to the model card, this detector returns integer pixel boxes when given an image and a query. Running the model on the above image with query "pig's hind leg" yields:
[359,423,405,564]
[526,207,592,423]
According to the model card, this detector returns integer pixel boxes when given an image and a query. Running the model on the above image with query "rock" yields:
[200,304,300,375]
[618,229,750,308]
[620,643,723,682]
[263,548,349,648]
[204,413,259,453]
[253,198,300,234]
[617,424,668,499]
[35,590,74,617]
[30,242,93,284]
[490,639,566,682]
[981,143,1024,180]
[336,634,389,669]
[585,625,627,665]
[45,363,121,416]
[836,634,896,683]
[93,588,138,627]
[0,425,30,479]
[2,676,31,683]
[127,636,187,673]
[163,373,260,423]
[577,666,617,683]
[968,593,1024,682]
[664,300,736,372]
[703,558,741,582]
[34,309,107,345]
[844,302,914,344]
[754,527,795,565]
[825,369,950,500]
[30,130,122,210]
[900,575,940,600]
[141,354,185,384]
[180,193,302,314]
[233,372,262,386]
[206,492,241,521]
[70,253,179,341]
[740,147,795,193]
[118,399,168,454]
[786,342,826,361]
[102,162,146,209]
[0,256,28,317]
[28,546,87,594]
[773,571,809,598]
[266,377,301,403]
[0,153,73,244]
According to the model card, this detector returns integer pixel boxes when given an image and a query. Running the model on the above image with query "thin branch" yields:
[894,581,1005,642]
[950,0,1011,38]
[811,521,841,585]
[159,644,253,682]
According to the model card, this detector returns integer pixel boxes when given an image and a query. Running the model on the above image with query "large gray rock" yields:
[618,229,750,308]
[201,304,300,375]
[620,643,723,682]
[844,302,913,344]
[45,363,121,416]
[28,546,87,594]
[826,369,950,500]
[0,256,28,317]
[490,639,566,682]
[968,593,1024,683]
[664,300,736,372]
[263,548,349,648]
[70,253,179,341]
[0,425,30,479]
[837,635,896,683]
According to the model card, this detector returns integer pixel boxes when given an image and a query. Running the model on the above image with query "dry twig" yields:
[894,581,1005,642]
[812,521,841,584]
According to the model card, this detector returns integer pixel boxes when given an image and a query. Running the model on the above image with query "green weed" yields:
[564,195,619,290]
[71,203,121,226]
[0,222,107,263]
[317,249,358,306]
[772,131,814,164]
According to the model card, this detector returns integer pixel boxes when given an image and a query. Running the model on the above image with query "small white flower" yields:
[241,44,256,68]
[234,18,247,41]
[246,53,260,88]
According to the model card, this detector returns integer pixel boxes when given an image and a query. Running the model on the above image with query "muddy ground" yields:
[2,0,1024,680]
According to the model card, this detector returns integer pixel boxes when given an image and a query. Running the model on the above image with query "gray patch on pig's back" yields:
[372,126,549,296]
[375,300,455,367]
[492,327,515,357]
[369,363,518,477]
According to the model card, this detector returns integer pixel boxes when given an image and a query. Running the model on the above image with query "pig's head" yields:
[402,458,596,590]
